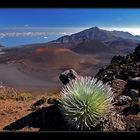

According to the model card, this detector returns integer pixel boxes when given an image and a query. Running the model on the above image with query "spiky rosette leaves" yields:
[60,76,113,130]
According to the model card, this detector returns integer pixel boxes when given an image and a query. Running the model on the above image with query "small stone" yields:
[114,95,132,106]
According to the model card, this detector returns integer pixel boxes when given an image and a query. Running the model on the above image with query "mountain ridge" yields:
[50,26,140,53]
[52,26,140,43]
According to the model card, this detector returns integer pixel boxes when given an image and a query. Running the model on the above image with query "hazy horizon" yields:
[1,9,140,47]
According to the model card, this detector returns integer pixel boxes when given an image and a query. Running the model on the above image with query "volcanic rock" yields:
[125,115,140,131]
[94,45,140,131]
[114,95,132,106]
[122,103,140,116]
[102,112,126,131]
[95,45,140,82]
[59,69,80,85]
[127,77,140,89]
[111,79,127,98]
[127,89,139,100]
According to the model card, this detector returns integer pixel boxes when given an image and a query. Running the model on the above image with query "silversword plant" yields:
[60,76,113,130]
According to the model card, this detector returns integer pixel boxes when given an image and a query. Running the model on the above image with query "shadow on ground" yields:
[3,104,70,131]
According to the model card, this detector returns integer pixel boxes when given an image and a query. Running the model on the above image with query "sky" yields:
[1,9,140,47]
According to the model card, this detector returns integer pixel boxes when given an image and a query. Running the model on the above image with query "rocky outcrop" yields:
[102,112,126,131]
[95,45,140,82]
[110,79,127,98]
[59,69,80,85]
[95,44,140,131]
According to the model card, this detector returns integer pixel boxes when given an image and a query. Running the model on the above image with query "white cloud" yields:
[0,32,49,38]
[43,36,48,39]
[0,26,87,39]
[59,32,68,35]
[100,27,140,35]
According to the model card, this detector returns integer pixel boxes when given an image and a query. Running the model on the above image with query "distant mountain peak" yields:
[90,26,100,30]
[52,26,140,45]
[49,26,140,54]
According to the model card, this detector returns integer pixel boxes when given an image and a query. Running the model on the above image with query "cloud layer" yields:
[101,27,140,35]
[0,27,87,38]
[0,26,140,39]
